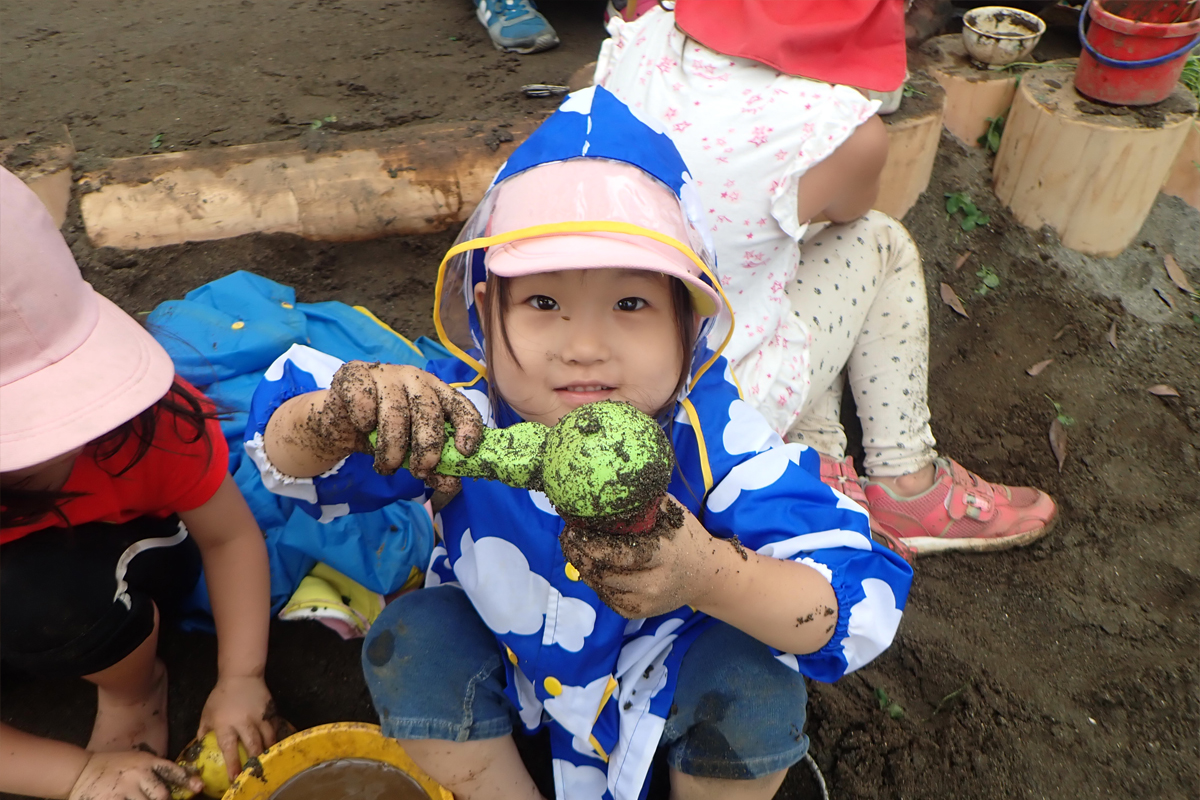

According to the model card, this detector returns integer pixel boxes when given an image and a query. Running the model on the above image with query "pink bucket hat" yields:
[0,167,175,472]
[483,159,722,317]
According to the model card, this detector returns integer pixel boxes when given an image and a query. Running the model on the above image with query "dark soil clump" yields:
[886,71,945,125]
[1073,90,1197,129]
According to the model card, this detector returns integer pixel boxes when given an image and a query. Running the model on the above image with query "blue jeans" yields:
[362,585,809,780]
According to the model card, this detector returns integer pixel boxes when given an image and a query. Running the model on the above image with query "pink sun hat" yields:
[0,167,175,473]
[483,159,722,317]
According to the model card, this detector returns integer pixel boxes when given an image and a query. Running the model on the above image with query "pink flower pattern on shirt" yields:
[596,5,877,434]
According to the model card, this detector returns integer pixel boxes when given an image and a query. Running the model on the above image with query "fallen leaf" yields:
[1049,418,1068,472]
[1106,319,1118,348]
[940,282,969,318]
[954,251,972,271]
[1026,358,1054,376]
[1052,325,1069,341]
[1147,384,1180,397]
[1153,287,1176,310]
[1164,254,1195,295]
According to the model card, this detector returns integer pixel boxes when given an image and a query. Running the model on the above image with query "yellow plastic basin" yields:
[223,722,451,800]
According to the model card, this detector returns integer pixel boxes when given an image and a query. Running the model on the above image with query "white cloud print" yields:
[558,85,596,115]
[453,530,595,651]
[554,760,608,800]
[544,673,614,744]
[528,489,559,517]
[511,663,544,731]
[460,388,494,427]
[706,445,804,514]
[842,578,903,673]
[722,398,782,456]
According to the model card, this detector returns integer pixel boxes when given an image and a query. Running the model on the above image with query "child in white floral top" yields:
[597,1,1057,558]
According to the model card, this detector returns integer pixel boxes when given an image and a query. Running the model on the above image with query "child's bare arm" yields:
[263,362,482,492]
[0,722,202,800]
[179,475,275,778]
[562,498,839,654]
[795,114,890,225]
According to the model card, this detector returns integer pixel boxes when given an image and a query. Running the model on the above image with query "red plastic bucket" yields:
[1074,0,1200,106]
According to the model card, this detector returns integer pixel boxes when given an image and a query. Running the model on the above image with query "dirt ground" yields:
[3,2,1199,799]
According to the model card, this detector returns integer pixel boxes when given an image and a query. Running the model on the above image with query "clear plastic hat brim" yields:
[434,221,735,391]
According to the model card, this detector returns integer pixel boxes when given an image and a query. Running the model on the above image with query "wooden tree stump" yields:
[993,65,1197,256]
[920,34,1019,148]
[2,131,75,228]
[79,117,546,250]
[1162,118,1200,213]
[875,73,947,220]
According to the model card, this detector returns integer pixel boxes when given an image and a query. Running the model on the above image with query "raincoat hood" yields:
[433,86,733,410]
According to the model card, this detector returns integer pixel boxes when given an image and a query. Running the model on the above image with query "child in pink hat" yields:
[0,167,276,800]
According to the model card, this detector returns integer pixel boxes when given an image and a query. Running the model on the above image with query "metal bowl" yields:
[962,6,1047,67]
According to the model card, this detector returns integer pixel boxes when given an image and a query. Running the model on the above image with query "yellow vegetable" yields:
[171,732,249,800]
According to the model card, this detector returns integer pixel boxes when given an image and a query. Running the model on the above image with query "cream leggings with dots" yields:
[784,211,938,478]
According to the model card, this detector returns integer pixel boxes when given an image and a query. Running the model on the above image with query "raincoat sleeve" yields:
[684,359,913,683]
[244,344,431,521]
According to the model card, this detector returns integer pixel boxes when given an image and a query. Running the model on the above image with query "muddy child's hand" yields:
[319,362,483,490]
[69,751,203,800]
[560,497,720,619]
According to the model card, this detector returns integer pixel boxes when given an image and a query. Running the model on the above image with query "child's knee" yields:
[360,586,515,742]
[664,624,809,780]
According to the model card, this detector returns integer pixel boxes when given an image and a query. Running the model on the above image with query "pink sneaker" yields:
[819,454,915,564]
[819,453,869,506]
[862,458,1057,556]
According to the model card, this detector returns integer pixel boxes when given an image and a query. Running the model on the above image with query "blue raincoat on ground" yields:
[245,87,912,799]
[146,271,440,623]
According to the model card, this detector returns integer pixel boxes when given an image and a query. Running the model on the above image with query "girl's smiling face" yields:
[476,268,690,427]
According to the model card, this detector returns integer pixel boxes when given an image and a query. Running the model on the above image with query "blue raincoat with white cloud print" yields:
[245,86,912,800]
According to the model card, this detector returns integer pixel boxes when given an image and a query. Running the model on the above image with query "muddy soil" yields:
[3,3,1200,799]
[816,133,1200,800]
[1,0,608,165]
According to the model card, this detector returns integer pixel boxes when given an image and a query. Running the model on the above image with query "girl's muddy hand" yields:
[561,497,716,618]
[69,751,203,800]
[324,362,483,478]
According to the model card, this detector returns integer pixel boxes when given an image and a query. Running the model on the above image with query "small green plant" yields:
[978,114,1005,153]
[945,192,990,232]
[1045,395,1075,427]
[974,266,1001,295]
[930,681,972,718]
[902,84,926,98]
[874,686,906,720]
[995,61,1041,73]
[1181,53,1199,104]
[149,133,164,150]
[1193,312,1200,326]
[310,114,338,130]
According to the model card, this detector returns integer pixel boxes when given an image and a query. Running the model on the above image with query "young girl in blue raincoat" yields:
[247,87,912,800]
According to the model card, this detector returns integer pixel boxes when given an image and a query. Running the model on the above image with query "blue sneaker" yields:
[475,0,560,54]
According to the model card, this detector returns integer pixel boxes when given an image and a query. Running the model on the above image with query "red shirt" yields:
[674,0,907,92]
[1,379,229,544]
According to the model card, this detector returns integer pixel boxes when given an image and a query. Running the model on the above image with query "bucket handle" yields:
[1079,0,1200,69]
